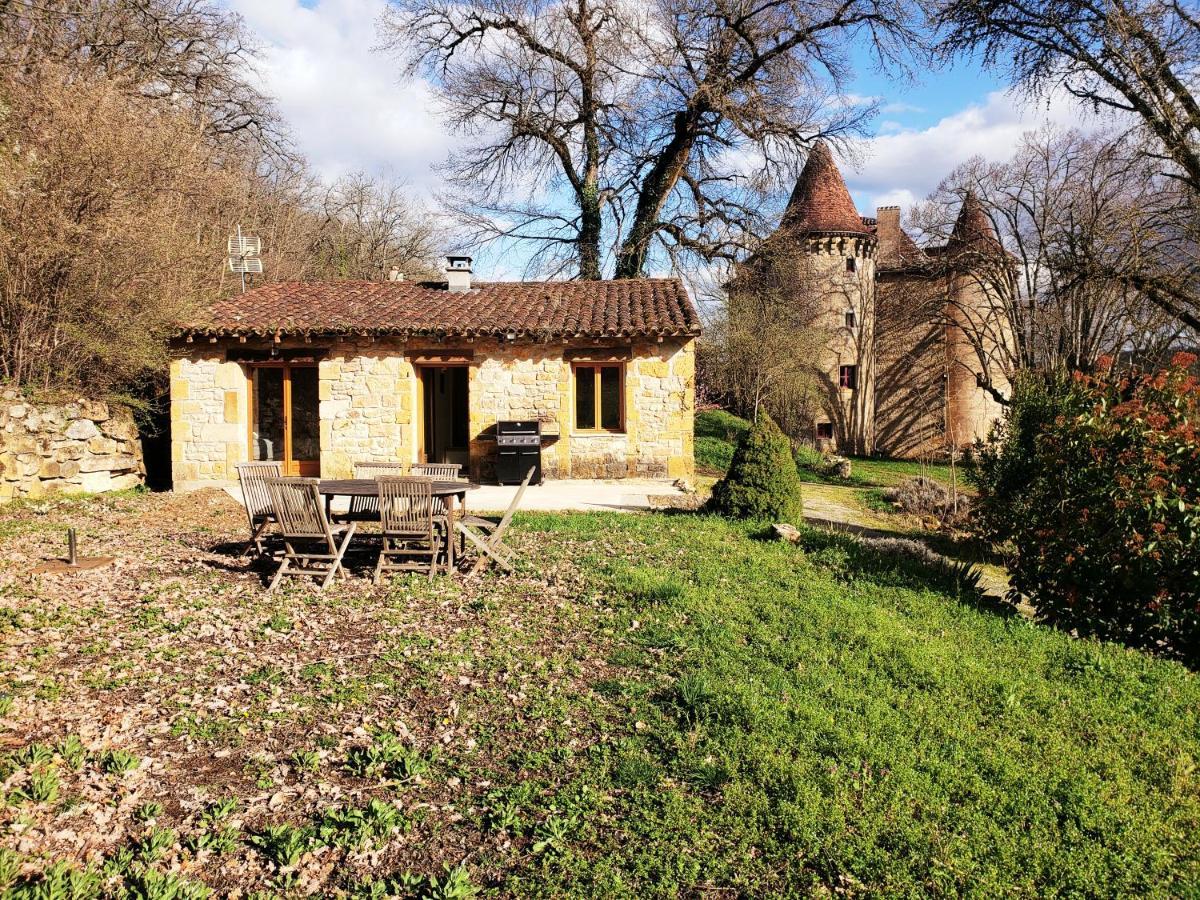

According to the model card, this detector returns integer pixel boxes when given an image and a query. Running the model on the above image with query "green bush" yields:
[709,413,803,521]
[971,356,1200,662]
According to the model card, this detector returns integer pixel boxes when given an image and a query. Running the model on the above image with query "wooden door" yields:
[249,365,320,476]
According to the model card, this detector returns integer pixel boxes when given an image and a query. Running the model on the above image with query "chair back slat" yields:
[237,461,283,519]
[266,477,331,542]
[349,462,408,517]
[355,462,408,478]
[411,463,463,481]
[377,476,434,538]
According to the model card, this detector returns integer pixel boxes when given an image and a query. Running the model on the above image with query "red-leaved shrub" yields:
[970,355,1200,662]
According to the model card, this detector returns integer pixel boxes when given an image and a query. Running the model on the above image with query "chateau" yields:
[747,142,1011,458]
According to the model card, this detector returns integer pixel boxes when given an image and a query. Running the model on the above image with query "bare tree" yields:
[0,65,231,392]
[0,0,294,166]
[309,173,443,281]
[909,127,1188,404]
[384,0,929,279]
[382,0,634,279]
[934,0,1200,331]
[704,241,837,439]
[611,0,926,279]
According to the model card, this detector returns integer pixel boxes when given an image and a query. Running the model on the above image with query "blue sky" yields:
[228,0,1090,277]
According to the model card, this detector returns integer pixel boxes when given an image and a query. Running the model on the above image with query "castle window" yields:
[844,310,856,329]
[845,257,856,273]
[839,365,858,390]
[816,422,834,439]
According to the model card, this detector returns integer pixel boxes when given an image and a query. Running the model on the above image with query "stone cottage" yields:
[169,260,699,490]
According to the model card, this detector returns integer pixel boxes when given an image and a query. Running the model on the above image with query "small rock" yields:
[828,456,852,479]
[65,419,99,441]
[772,523,803,543]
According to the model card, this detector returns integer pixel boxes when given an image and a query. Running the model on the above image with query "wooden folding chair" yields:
[457,466,535,576]
[375,476,443,583]
[236,461,283,558]
[264,477,358,592]
[411,463,463,480]
[412,462,464,522]
[334,462,408,522]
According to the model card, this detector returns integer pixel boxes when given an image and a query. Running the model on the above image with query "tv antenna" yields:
[227,225,262,293]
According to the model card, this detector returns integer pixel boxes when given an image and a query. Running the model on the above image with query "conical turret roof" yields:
[780,141,873,237]
[945,190,1002,254]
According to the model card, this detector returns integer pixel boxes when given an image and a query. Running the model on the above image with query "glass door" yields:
[250,365,320,476]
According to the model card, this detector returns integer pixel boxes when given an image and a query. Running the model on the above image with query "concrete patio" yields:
[466,478,686,512]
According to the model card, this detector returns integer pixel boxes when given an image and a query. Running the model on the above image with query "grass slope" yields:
[695,409,962,488]
[0,493,1195,896]
[513,514,1199,897]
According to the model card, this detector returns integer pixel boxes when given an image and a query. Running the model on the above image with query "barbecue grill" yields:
[495,420,542,485]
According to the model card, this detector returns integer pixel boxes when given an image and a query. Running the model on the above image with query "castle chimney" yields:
[445,255,473,293]
[387,266,405,282]
[875,206,901,234]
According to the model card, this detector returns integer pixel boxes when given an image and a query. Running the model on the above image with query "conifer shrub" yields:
[971,355,1200,662]
[709,413,803,521]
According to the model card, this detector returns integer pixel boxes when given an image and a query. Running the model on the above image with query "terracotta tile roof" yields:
[779,141,874,237]
[945,190,1003,255]
[181,278,702,339]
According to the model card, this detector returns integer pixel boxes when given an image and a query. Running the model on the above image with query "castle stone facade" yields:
[751,142,1010,457]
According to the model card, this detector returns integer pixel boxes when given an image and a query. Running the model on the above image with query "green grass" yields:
[3,490,1197,896]
[502,512,1200,897]
[694,408,750,473]
[695,408,961,488]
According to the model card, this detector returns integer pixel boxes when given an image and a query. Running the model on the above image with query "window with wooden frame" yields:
[573,364,624,431]
[839,364,858,390]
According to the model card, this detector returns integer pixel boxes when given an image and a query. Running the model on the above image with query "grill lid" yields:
[497,419,541,436]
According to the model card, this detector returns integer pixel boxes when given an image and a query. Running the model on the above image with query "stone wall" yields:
[0,391,144,502]
[319,345,413,480]
[169,354,249,489]
[169,335,696,489]
[875,273,948,459]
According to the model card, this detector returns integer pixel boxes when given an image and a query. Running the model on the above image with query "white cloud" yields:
[844,88,1102,214]
[880,101,925,115]
[227,0,454,195]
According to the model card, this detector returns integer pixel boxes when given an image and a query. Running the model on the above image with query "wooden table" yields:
[317,479,478,571]
[317,479,476,514]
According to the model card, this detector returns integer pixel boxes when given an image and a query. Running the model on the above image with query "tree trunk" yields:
[614,107,701,279]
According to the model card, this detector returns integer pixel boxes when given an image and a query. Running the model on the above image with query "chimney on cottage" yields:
[387,266,406,282]
[445,255,473,293]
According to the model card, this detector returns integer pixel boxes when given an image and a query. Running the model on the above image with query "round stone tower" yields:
[775,141,877,454]
[941,192,1011,448]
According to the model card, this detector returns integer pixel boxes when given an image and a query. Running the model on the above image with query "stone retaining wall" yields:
[0,391,145,502]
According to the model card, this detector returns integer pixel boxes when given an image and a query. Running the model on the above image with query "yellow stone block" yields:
[319,380,332,401]
[224,391,239,423]
[172,378,190,400]
[641,361,670,378]
[673,349,696,379]
[215,363,244,391]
